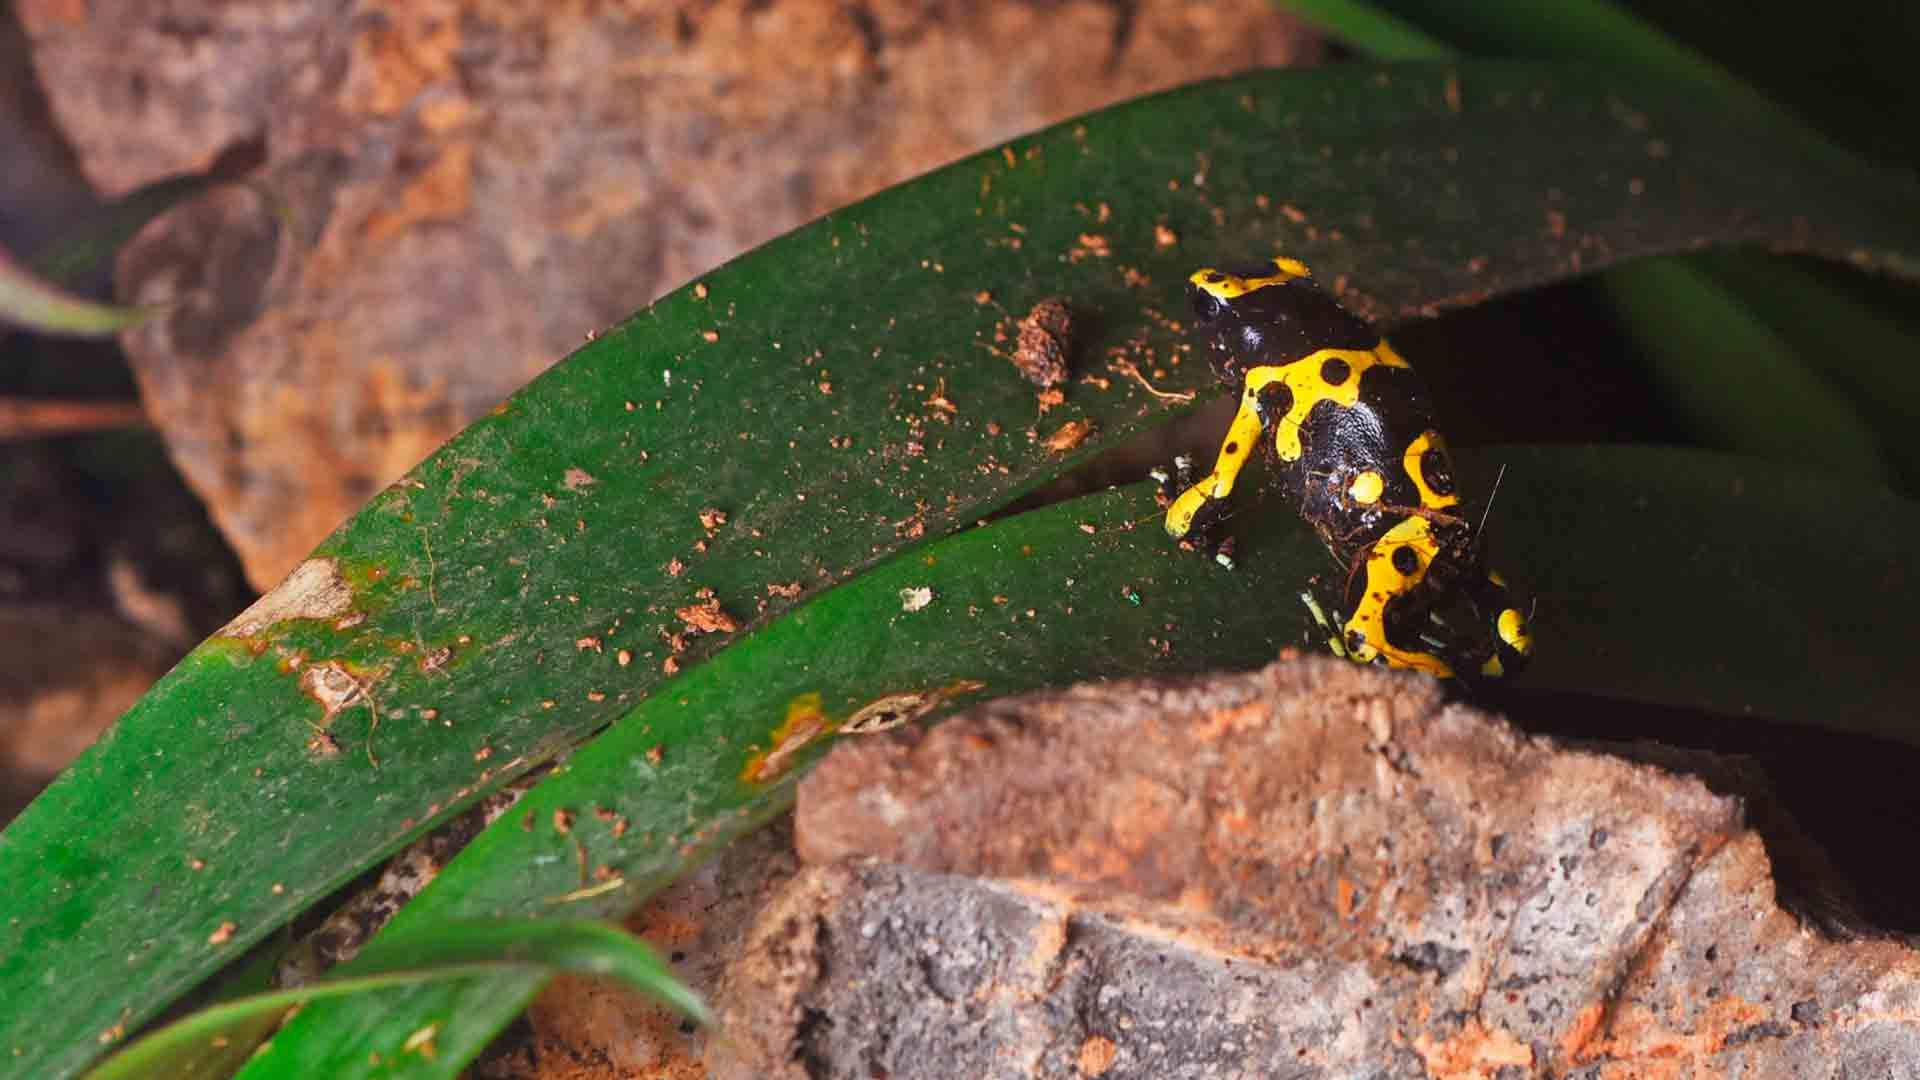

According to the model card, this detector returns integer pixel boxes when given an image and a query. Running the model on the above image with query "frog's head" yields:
[1186,257,1376,381]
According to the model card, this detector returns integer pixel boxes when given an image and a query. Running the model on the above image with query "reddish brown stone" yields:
[700,658,1920,1078]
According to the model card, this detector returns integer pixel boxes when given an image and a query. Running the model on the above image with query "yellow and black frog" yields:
[1154,257,1534,682]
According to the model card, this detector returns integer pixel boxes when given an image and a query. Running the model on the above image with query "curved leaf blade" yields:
[0,245,150,337]
[85,920,698,1080]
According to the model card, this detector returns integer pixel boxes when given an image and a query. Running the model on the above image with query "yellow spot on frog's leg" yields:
[1401,429,1462,511]
[1348,470,1385,505]
[1480,654,1506,678]
[1498,607,1534,656]
[740,692,832,783]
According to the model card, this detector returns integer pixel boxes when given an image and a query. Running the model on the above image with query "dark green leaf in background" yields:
[1280,0,1917,487]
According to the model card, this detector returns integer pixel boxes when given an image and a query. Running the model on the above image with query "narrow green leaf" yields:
[85,921,698,1080]
[1685,253,1920,490]
[1276,0,1450,59]
[8,61,1920,1080]
[140,931,289,1080]
[1600,259,1890,478]
[0,246,150,337]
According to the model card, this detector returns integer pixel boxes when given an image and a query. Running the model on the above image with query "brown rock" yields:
[0,608,173,821]
[23,1,1309,588]
[705,658,1920,1078]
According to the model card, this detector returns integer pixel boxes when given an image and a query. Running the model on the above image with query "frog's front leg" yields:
[1155,384,1268,562]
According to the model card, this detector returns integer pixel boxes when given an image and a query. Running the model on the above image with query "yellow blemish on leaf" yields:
[741,693,832,784]
[402,1023,440,1057]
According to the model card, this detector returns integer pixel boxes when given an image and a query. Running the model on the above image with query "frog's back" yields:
[1188,266,1460,555]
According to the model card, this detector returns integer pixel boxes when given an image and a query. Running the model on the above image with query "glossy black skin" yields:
[1186,272,1443,559]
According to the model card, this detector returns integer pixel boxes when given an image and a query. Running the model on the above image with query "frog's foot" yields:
[1149,454,1198,505]
[1154,455,1237,567]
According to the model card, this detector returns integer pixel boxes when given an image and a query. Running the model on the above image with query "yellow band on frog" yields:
[1341,516,1454,679]
[1402,429,1461,511]
[1188,257,1313,300]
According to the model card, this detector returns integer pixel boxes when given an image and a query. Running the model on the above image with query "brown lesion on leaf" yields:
[842,679,986,735]
[219,557,357,641]
[298,659,380,720]
[417,643,454,675]
[297,657,392,763]
[1009,297,1075,389]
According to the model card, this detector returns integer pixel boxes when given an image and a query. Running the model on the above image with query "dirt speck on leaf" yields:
[676,597,740,635]
[1044,419,1094,453]
[1010,298,1074,388]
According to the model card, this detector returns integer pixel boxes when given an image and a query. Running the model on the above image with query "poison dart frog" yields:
[1153,257,1534,682]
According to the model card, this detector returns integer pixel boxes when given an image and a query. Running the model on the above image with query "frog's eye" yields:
[1188,283,1227,322]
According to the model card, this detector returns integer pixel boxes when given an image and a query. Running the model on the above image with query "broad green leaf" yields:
[5,61,1920,1080]
[85,921,698,1080]
[248,445,1920,1076]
